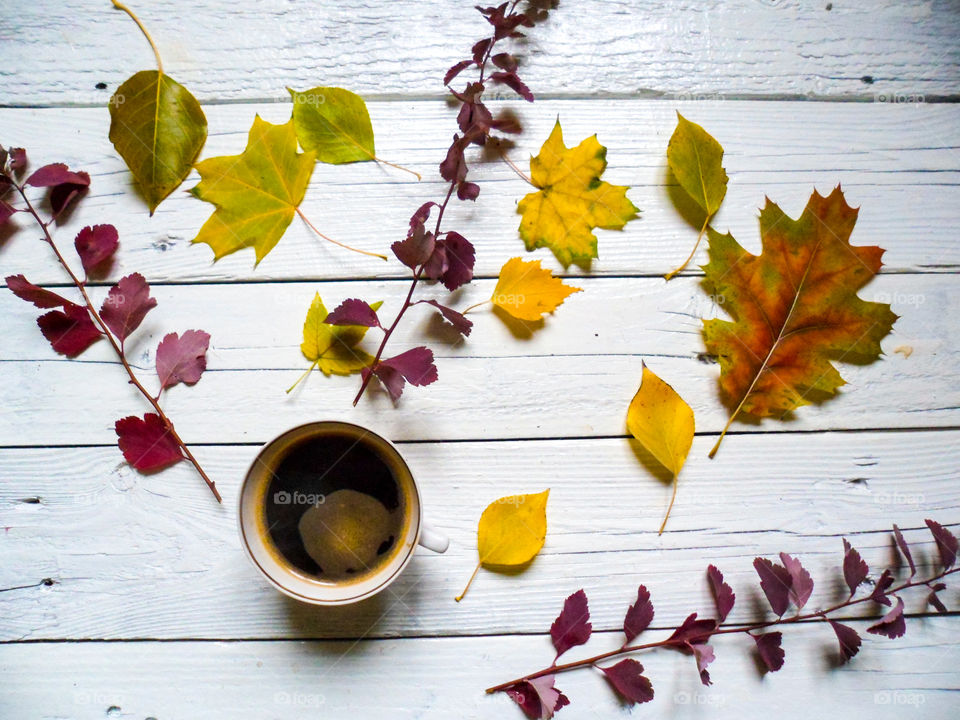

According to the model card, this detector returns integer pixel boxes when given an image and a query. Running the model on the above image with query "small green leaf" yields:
[667,112,727,215]
[289,86,376,164]
[109,70,207,214]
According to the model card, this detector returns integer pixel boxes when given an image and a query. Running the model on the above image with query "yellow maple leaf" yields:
[491,257,582,321]
[455,489,549,602]
[191,115,316,264]
[517,120,638,267]
[286,293,382,392]
[626,364,694,534]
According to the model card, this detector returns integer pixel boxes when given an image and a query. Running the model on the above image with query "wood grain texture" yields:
[1,100,958,284]
[2,0,959,107]
[1,275,955,445]
[0,623,956,719]
[1,432,956,640]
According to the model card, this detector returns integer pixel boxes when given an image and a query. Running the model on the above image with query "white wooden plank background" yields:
[2,1,959,719]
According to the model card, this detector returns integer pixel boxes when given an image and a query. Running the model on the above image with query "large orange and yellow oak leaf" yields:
[702,186,897,457]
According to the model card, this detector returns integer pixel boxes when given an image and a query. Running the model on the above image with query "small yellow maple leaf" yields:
[191,115,316,264]
[517,120,638,268]
[455,489,549,602]
[491,257,581,321]
[627,364,694,534]
[287,293,382,392]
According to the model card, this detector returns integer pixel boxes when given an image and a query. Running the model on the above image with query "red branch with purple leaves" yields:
[1,146,220,502]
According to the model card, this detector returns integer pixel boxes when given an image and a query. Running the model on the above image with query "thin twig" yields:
[111,0,164,73]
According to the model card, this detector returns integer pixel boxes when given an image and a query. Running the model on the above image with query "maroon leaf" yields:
[439,134,467,185]
[925,519,958,570]
[841,539,870,598]
[368,346,438,401]
[691,643,715,686]
[753,557,792,616]
[156,330,211,390]
[870,569,895,606]
[457,180,480,201]
[324,299,382,328]
[491,52,518,73]
[600,659,654,705]
[9,147,27,172]
[24,163,88,188]
[550,589,592,659]
[115,413,184,471]
[391,228,435,269]
[779,552,814,610]
[490,71,534,102]
[753,631,785,672]
[422,242,448,281]
[504,674,569,720]
[927,582,948,613]
[471,38,492,65]
[37,304,101,357]
[623,585,654,643]
[0,199,16,224]
[444,59,474,86]
[892,524,916,577]
[458,98,494,141]
[828,620,862,663]
[666,613,716,647]
[74,224,119,275]
[6,274,70,309]
[867,596,906,639]
[100,272,157,341]
[438,231,475,291]
[707,565,735,622]
[420,299,473,336]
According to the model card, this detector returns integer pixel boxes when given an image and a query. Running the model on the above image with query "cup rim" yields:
[237,420,423,606]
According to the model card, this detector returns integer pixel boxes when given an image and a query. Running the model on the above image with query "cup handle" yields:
[418,522,449,554]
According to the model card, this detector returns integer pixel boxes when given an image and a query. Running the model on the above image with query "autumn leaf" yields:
[456,489,549,602]
[156,329,211,390]
[191,116,316,264]
[115,413,184,471]
[626,363,694,534]
[702,186,897,457]
[108,1,207,214]
[665,113,728,280]
[287,293,382,392]
[487,257,581,321]
[517,120,637,267]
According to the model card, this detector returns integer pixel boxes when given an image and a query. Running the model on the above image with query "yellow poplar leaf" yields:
[190,116,316,264]
[491,257,582,321]
[517,120,638,268]
[626,364,694,534]
[455,489,549,602]
[289,86,376,164]
[287,293,382,391]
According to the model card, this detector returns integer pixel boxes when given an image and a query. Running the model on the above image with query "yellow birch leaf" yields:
[286,294,382,392]
[455,489,549,602]
[517,120,638,268]
[190,116,316,264]
[491,257,582,321]
[627,364,694,534]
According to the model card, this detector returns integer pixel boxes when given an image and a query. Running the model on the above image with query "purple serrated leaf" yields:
[779,552,813,610]
[870,569,895,607]
[156,330,210,390]
[24,163,88,188]
[489,71,534,102]
[666,613,716,647]
[867,596,906,639]
[37,303,101,357]
[841,539,870,597]
[927,583,948,614]
[753,632,785,672]
[828,620,862,663]
[623,585,654,643]
[444,59,474,86]
[691,643,715,686]
[324,299,382,328]
[892,524,916,577]
[100,272,157,341]
[925,519,958,570]
[504,674,568,720]
[753,557,792,616]
[420,299,472,336]
[550,589,592,659]
[391,228,435,270]
[9,147,27,172]
[370,347,438,401]
[0,199,15,225]
[438,231,475,291]
[74,224,119,275]
[707,565,735,622]
[6,273,70,309]
[600,659,654,705]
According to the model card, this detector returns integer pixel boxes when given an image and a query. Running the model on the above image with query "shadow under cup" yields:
[238,421,422,605]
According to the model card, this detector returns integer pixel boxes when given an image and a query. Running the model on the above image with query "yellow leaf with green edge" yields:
[491,257,581,321]
[517,120,638,268]
[288,293,382,392]
[455,489,549,602]
[190,116,315,264]
[109,72,207,214]
[627,364,694,534]
[289,86,376,164]
[664,113,728,280]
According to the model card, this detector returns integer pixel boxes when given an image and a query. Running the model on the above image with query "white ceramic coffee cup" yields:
[238,420,448,605]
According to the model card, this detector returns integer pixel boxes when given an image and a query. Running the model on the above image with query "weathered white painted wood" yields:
[1,100,958,284]
[1,622,957,720]
[3,0,958,107]
[1,432,956,640]
[1,274,954,445]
